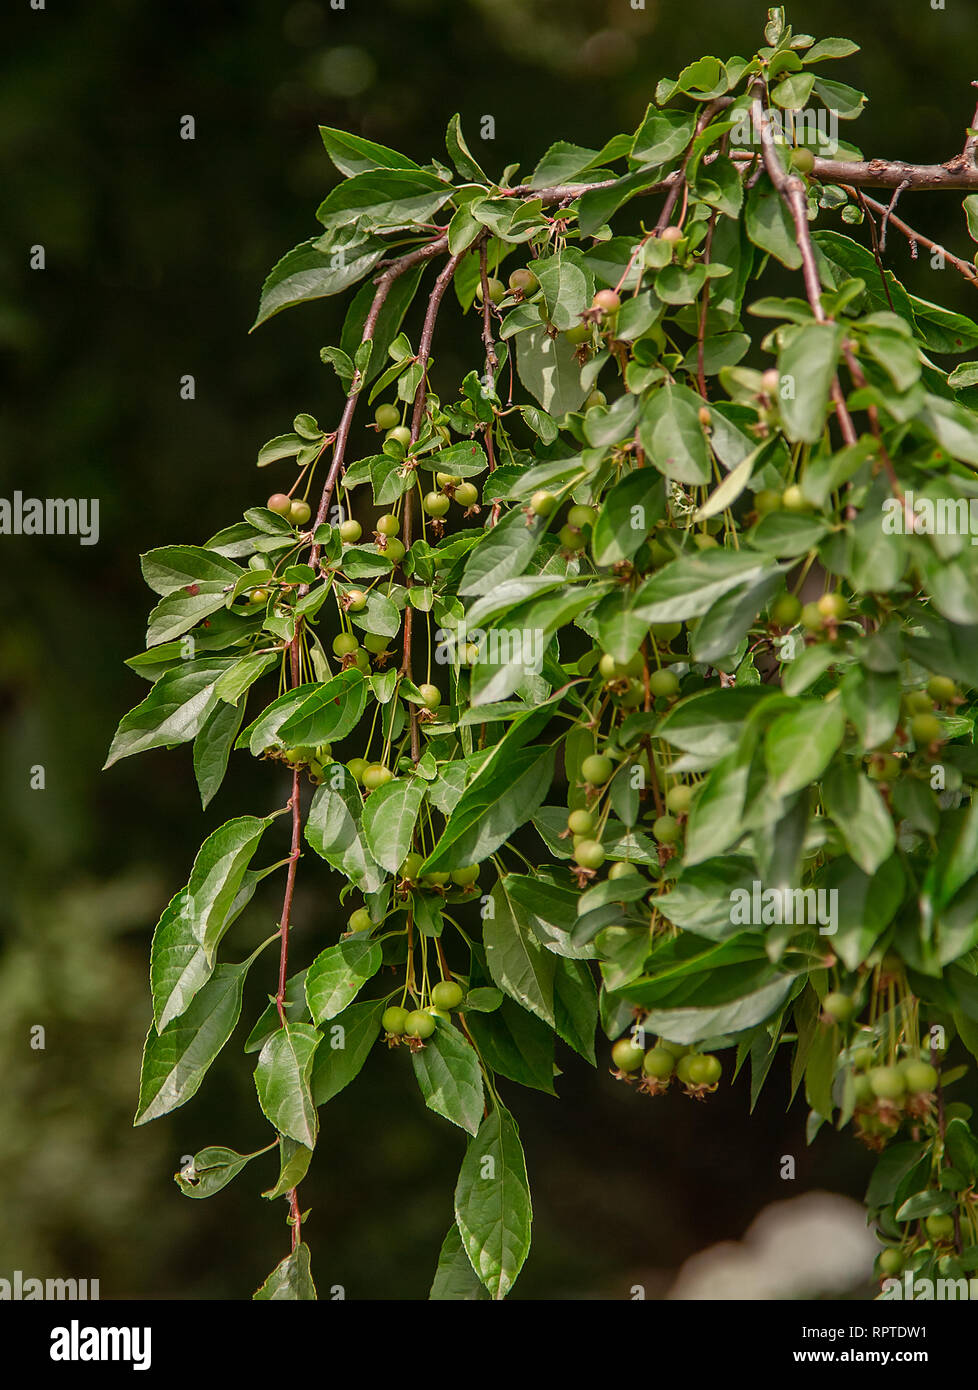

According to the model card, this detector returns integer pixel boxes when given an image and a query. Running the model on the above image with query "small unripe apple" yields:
[591,289,620,314]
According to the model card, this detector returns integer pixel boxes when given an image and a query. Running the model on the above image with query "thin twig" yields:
[477,237,499,377]
[848,189,978,287]
[854,191,896,312]
[400,248,466,761]
[752,84,858,451]
[962,84,978,167]
[308,234,450,554]
[879,179,910,254]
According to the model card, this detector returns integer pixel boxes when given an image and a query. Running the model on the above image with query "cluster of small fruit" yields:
[266,491,312,527]
[567,746,694,873]
[611,1034,723,1099]
[380,979,466,1049]
[372,402,481,516]
[891,677,960,759]
[851,1048,943,1150]
[478,265,632,377]
[822,986,950,1137]
[766,588,848,636]
[347,865,479,934]
[275,742,332,783]
[527,491,603,553]
[874,1216,960,1281]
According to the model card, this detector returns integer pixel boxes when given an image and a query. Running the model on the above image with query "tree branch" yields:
[399,248,466,761]
[307,233,450,557]
[501,151,978,213]
[752,85,859,451]
[850,189,978,288]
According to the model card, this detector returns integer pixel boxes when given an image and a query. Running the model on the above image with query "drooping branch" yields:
[308,233,450,556]
[850,188,978,288]
[265,232,452,1243]
[477,236,499,379]
[400,247,466,761]
[410,250,466,442]
[752,85,859,451]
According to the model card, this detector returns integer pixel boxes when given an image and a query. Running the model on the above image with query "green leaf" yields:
[104,658,240,768]
[319,125,420,177]
[459,506,546,597]
[910,295,978,353]
[484,878,556,1027]
[252,236,386,328]
[803,37,860,63]
[277,669,369,746]
[654,857,757,940]
[361,776,426,873]
[213,651,279,707]
[690,567,783,667]
[577,168,661,238]
[895,1189,956,1222]
[305,766,387,893]
[420,743,556,872]
[466,998,556,1094]
[945,1117,978,1182]
[692,442,765,522]
[528,141,601,188]
[684,750,752,864]
[262,1136,314,1201]
[515,324,588,416]
[193,696,246,809]
[146,585,234,647]
[446,113,488,182]
[772,72,816,109]
[150,868,263,1031]
[175,1144,267,1200]
[745,177,802,270]
[822,764,895,875]
[140,546,243,595]
[454,1104,532,1300]
[636,972,797,1046]
[253,1242,317,1301]
[184,815,271,966]
[305,936,383,1023]
[765,700,846,797]
[591,469,665,565]
[311,998,386,1106]
[814,231,914,321]
[553,957,598,1063]
[634,550,775,623]
[639,383,712,484]
[316,169,453,232]
[135,957,255,1125]
[236,682,319,755]
[654,686,771,769]
[412,1020,485,1134]
[427,440,490,478]
[820,855,905,972]
[430,1223,489,1300]
[254,1022,321,1148]
[631,107,696,165]
[812,76,867,121]
[778,322,845,444]
[534,250,593,332]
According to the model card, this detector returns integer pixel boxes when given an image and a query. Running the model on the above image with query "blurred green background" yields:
[2,0,977,1299]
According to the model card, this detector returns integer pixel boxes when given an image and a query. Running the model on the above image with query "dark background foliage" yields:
[1,0,975,1298]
